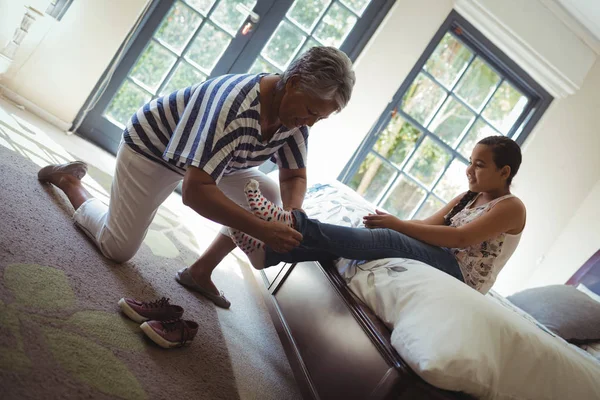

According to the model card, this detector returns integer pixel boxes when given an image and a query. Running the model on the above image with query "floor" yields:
[0,95,302,400]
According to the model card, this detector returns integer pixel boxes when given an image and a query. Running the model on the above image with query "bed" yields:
[252,182,600,399]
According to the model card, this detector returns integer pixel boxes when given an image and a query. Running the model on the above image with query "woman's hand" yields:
[258,220,303,253]
[363,210,402,231]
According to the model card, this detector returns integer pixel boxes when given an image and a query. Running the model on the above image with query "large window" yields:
[75,0,394,154]
[340,11,552,220]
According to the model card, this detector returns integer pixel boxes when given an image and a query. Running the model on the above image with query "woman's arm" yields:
[364,197,525,248]
[182,166,302,252]
[279,167,307,211]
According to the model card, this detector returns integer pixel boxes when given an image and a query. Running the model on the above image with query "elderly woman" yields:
[38,46,356,309]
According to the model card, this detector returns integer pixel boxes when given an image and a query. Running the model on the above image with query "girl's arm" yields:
[364,197,526,248]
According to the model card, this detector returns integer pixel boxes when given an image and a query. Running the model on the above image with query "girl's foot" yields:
[38,161,88,186]
[245,179,294,227]
[229,228,266,270]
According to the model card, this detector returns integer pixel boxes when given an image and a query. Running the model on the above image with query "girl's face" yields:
[278,77,338,129]
[466,144,510,192]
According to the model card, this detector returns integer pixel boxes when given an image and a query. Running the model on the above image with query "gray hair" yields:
[278,46,356,112]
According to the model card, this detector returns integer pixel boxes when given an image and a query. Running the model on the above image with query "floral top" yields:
[448,193,522,294]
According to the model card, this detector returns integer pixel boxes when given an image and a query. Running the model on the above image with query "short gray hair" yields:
[279,46,356,112]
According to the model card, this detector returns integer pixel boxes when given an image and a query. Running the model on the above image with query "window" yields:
[339,11,552,220]
[75,0,394,154]
[46,0,74,21]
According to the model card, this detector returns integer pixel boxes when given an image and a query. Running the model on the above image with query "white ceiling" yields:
[556,0,600,41]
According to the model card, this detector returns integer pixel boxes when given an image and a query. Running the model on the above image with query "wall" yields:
[525,177,600,288]
[494,60,600,294]
[0,0,150,125]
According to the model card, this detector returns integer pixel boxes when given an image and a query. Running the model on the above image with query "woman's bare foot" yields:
[38,161,91,209]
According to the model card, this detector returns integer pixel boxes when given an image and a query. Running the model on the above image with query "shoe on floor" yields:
[141,319,199,349]
[175,268,231,309]
[118,297,184,323]
[38,160,88,182]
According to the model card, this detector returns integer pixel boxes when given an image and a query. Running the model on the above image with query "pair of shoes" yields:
[118,297,198,349]
[175,268,231,309]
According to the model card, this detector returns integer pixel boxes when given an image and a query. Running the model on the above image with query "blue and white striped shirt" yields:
[123,74,309,182]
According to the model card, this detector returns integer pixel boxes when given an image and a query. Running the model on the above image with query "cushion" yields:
[339,258,600,400]
[507,285,600,344]
[577,283,600,304]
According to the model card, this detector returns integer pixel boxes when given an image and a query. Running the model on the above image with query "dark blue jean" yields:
[265,210,464,282]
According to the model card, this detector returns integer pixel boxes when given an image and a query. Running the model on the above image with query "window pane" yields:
[347,152,396,203]
[210,0,257,35]
[454,57,500,111]
[406,136,452,187]
[248,56,281,74]
[340,0,371,16]
[428,97,475,147]
[185,0,216,15]
[401,73,446,126]
[294,37,321,62]
[457,119,498,158]
[424,33,472,89]
[381,176,426,219]
[104,80,151,127]
[261,20,305,69]
[160,62,207,96]
[185,22,231,73]
[313,2,357,47]
[373,114,422,166]
[287,0,331,32]
[482,81,528,134]
[155,1,203,54]
[413,195,444,220]
[129,41,177,92]
[433,158,468,202]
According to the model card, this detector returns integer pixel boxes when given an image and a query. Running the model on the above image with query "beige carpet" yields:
[0,99,301,400]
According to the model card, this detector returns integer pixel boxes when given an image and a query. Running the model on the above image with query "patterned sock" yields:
[244,179,295,227]
[229,228,266,270]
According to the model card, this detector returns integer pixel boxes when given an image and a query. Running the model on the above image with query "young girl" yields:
[231,136,526,294]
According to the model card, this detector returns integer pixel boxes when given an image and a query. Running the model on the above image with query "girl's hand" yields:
[363,210,402,231]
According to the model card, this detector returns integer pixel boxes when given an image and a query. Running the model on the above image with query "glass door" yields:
[76,0,391,154]
[77,0,271,153]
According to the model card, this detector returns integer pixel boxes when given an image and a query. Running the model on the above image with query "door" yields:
[76,0,391,153]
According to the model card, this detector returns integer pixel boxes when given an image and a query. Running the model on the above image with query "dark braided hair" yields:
[444,136,522,226]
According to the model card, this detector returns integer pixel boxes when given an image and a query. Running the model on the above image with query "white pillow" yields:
[339,258,600,400]
[577,283,600,304]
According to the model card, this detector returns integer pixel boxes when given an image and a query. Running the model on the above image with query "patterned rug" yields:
[0,102,300,400]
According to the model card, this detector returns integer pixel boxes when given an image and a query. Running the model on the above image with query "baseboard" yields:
[0,84,72,132]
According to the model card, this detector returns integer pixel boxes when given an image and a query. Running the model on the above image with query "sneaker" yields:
[118,297,184,323]
[140,319,199,348]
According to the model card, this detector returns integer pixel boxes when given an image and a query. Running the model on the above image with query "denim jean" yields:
[265,210,464,282]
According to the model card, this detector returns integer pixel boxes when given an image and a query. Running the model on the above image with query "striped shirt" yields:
[123,73,309,182]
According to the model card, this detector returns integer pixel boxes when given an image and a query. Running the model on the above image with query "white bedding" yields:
[303,182,600,399]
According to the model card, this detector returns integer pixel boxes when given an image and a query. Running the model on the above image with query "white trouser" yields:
[74,143,281,263]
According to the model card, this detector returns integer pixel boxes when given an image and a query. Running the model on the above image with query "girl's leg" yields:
[265,211,459,277]
[232,180,460,279]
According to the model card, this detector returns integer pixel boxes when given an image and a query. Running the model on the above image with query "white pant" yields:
[74,143,281,263]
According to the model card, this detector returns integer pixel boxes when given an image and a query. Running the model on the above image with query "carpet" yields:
[0,101,301,400]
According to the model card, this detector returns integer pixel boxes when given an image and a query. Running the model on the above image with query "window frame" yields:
[339,10,552,218]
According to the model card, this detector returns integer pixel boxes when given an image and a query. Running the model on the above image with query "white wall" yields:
[525,177,600,288]
[494,59,600,294]
[0,0,150,125]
